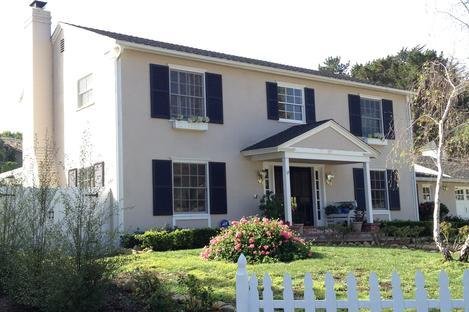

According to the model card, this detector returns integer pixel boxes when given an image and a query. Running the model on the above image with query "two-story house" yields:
[19,1,419,232]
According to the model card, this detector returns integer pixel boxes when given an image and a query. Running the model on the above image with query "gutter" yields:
[117,40,413,97]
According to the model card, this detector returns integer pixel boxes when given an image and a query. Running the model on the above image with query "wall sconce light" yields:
[325,172,335,185]
[257,169,268,184]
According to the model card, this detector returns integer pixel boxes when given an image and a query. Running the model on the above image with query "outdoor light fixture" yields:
[442,184,448,191]
[257,169,268,184]
[325,172,335,185]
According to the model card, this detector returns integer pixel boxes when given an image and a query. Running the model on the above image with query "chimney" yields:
[23,1,54,185]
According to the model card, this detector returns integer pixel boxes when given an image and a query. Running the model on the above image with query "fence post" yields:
[236,254,249,312]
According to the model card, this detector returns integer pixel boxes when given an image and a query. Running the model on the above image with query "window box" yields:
[172,120,208,131]
[363,137,388,146]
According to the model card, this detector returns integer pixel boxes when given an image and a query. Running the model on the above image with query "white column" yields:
[282,155,292,224]
[363,161,374,223]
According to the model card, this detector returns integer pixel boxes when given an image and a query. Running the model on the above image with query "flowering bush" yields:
[201,217,312,263]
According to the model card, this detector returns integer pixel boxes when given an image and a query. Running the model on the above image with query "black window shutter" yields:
[209,162,227,214]
[205,73,223,124]
[353,168,366,210]
[266,82,279,120]
[149,64,170,119]
[387,169,401,210]
[152,160,173,216]
[382,99,395,139]
[348,94,362,136]
[304,88,316,124]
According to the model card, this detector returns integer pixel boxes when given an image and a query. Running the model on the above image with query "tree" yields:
[351,46,447,90]
[395,61,468,261]
[318,56,350,76]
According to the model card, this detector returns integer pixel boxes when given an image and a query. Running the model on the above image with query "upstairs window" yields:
[422,185,432,201]
[77,74,94,109]
[278,86,304,122]
[173,162,207,213]
[170,69,205,119]
[360,97,383,138]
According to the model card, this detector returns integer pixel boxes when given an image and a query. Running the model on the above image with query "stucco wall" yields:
[52,25,120,229]
[416,181,469,217]
[119,48,417,231]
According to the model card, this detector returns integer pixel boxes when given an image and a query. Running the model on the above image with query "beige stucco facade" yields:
[416,180,469,218]
[117,48,418,231]
[21,6,419,232]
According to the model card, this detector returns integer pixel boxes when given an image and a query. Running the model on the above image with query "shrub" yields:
[419,201,449,221]
[131,270,179,312]
[138,230,174,251]
[123,228,220,251]
[120,232,144,249]
[191,228,220,248]
[259,191,284,219]
[178,274,215,312]
[201,217,313,263]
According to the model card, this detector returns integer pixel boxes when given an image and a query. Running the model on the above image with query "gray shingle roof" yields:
[242,120,331,151]
[64,23,408,92]
[416,156,469,180]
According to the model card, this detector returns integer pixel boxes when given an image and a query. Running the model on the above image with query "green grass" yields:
[110,246,469,304]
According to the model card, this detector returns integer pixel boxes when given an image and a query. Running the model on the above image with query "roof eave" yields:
[117,40,413,96]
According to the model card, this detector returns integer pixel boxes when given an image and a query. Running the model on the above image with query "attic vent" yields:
[60,38,65,53]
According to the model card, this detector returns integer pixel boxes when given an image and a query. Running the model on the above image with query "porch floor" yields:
[299,226,380,243]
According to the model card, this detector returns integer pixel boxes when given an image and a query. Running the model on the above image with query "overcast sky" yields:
[0,0,467,132]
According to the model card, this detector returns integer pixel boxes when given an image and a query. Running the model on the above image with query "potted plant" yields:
[325,205,338,215]
[352,206,365,232]
[258,191,284,220]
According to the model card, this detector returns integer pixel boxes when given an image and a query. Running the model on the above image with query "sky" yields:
[0,0,467,132]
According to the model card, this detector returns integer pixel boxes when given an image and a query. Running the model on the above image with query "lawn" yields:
[110,246,469,304]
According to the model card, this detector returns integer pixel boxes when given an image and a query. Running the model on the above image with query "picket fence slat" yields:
[236,254,469,312]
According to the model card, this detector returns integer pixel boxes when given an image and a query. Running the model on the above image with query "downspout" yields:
[112,44,124,234]
[406,94,420,221]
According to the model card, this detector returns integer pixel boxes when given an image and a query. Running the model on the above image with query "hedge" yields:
[380,218,469,237]
[120,228,220,251]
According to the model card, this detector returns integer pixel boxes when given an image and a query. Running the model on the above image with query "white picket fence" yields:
[235,254,469,311]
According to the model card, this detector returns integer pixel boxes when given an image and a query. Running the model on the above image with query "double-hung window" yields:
[169,69,205,119]
[370,170,387,210]
[278,86,304,122]
[422,185,432,201]
[77,74,94,109]
[360,97,383,138]
[173,162,207,213]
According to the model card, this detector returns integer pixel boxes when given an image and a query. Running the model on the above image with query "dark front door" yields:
[274,166,313,225]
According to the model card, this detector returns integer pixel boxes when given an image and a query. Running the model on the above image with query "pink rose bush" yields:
[201,217,312,263]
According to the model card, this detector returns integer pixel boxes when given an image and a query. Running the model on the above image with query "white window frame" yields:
[359,95,384,139]
[455,187,469,201]
[77,74,94,110]
[171,158,211,227]
[422,184,432,201]
[168,66,206,120]
[370,169,389,211]
[277,82,306,124]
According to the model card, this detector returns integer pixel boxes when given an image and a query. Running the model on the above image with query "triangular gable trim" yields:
[278,120,379,157]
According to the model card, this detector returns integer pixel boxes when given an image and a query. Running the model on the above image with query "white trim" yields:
[276,81,306,89]
[168,63,206,73]
[169,157,210,163]
[278,120,379,157]
[358,93,382,101]
[172,214,211,228]
[116,41,413,96]
[277,83,306,124]
[279,118,305,124]
[362,138,388,146]
[421,184,432,201]
[416,176,469,183]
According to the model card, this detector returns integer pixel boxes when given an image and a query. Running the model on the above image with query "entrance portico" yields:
[242,120,379,225]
